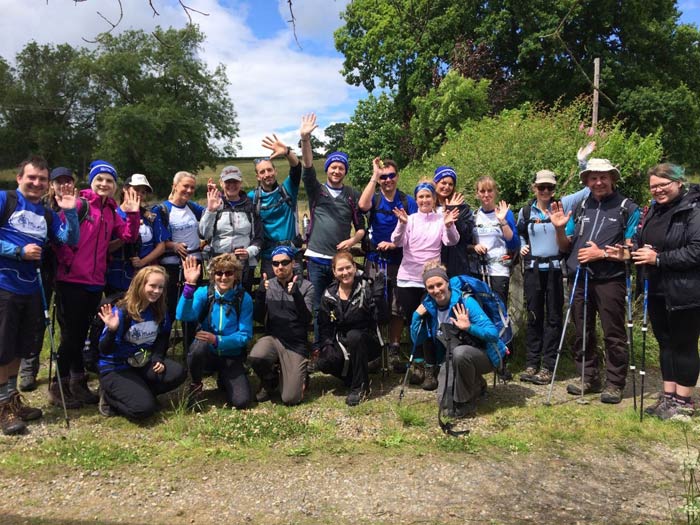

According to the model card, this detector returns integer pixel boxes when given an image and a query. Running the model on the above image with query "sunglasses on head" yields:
[254,157,271,165]
[536,184,555,191]
[379,172,397,181]
[271,259,292,268]
[214,270,235,277]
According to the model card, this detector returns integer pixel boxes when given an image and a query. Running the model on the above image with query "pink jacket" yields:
[391,210,459,283]
[55,189,140,286]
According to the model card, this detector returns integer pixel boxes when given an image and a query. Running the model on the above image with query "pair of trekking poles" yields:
[545,256,649,421]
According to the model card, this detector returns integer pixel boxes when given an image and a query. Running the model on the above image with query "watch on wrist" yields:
[286,146,292,156]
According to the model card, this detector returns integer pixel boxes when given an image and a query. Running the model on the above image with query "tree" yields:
[297,135,325,157]
[410,70,490,157]
[324,122,347,153]
[341,93,408,186]
[90,25,238,189]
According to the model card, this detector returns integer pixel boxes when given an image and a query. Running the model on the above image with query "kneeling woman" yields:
[177,254,253,410]
[411,262,500,418]
[97,266,187,419]
[316,251,387,406]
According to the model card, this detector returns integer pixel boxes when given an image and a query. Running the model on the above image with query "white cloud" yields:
[276,0,351,47]
[0,0,361,157]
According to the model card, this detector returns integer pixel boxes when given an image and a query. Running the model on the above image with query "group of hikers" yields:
[1,112,698,437]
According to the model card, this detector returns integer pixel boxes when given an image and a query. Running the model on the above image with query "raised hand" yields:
[121,187,142,213]
[182,255,201,285]
[261,134,287,159]
[446,192,464,207]
[443,207,459,228]
[494,200,510,222]
[547,201,571,229]
[372,157,382,180]
[98,304,120,332]
[55,187,77,210]
[287,274,298,294]
[206,177,217,192]
[577,141,596,163]
[300,113,318,139]
[451,302,471,331]
[393,207,409,224]
[206,185,222,212]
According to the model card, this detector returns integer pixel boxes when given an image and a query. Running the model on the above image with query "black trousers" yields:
[316,329,380,391]
[0,289,43,366]
[100,358,187,419]
[648,296,700,388]
[55,282,102,377]
[187,340,250,409]
[523,269,564,371]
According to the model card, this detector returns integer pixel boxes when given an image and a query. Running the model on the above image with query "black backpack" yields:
[83,291,128,373]
[0,190,90,230]
[197,284,244,328]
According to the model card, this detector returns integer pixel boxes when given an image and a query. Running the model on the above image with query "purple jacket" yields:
[55,189,140,286]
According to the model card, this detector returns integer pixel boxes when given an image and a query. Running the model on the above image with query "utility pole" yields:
[592,58,600,132]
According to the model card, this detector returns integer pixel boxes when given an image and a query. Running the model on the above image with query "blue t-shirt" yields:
[366,191,418,265]
[248,174,300,259]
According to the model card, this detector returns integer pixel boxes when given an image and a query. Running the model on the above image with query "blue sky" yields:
[1,1,699,156]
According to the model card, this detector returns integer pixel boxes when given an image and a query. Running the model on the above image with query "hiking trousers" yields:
[100,358,187,419]
[437,344,492,406]
[316,329,380,391]
[523,268,564,372]
[187,340,251,409]
[249,336,308,405]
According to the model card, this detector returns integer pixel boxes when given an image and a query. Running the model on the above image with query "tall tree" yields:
[324,122,347,153]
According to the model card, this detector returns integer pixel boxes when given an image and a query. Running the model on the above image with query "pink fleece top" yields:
[391,210,459,284]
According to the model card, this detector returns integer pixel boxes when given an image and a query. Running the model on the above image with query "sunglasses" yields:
[536,184,555,191]
[379,172,397,181]
[214,270,235,277]
[254,157,271,165]
[271,259,293,268]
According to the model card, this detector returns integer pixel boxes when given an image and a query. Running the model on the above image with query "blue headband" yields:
[324,151,349,173]
[414,182,436,197]
[88,160,118,184]
[271,246,296,260]
[434,166,457,184]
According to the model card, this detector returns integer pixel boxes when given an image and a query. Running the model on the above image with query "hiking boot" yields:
[187,382,204,411]
[659,398,695,421]
[19,375,37,392]
[98,392,116,417]
[69,377,99,405]
[408,362,425,385]
[644,394,672,417]
[566,378,602,396]
[388,344,402,372]
[600,385,623,404]
[531,368,553,386]
[9,391,42,421]
[519,366,538,383]
[447,401,476,419]
[48,380,82,410]
[421,364,438,391]
[345,387,369,407]
[0,399,26,435]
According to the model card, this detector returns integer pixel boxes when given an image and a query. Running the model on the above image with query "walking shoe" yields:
[447,401,476,419]
[408,362,425,385]
[255,380,277,403]
[48,380,82,410]
[600,385,623,404]
[187,382,204,410]
[19,375,37,392]
[0,399,26,435]
[566,378,602,396]
[9,391,42,421]
[644,393,673,417]
[345,386,370,407]
[388,343,402,372]
[519,367,538,383]
[98,392,116,417]
[69,377,99,405]
[659,398,695,421]
[421,364,439,391]
[531,368,553,386]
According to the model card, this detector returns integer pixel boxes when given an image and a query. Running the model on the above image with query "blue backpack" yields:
[449,275,511,370]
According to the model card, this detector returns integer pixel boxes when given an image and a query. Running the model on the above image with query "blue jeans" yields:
[306,259,334,348]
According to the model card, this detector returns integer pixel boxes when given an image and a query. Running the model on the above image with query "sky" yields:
[1,1,700,157]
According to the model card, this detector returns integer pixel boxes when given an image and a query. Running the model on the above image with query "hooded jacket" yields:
[55,189,140,286]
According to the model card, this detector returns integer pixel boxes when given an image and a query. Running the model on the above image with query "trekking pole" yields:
[36,267,69,428]
[178,262,189,362]
[577,267,590,405]
[379,256,390,378]
[639,274,649,422]
[623,248,637,412]
[546,265,581,405]
[398,318,423,404]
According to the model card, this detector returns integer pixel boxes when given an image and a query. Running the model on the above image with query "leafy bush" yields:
[400,98,663,209]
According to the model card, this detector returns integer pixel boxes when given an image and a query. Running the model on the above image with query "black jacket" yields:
[441,203,476,276]
[638,184,700,311]
[318,274,388,348]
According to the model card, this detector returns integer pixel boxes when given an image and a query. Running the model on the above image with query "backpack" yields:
[572,196,635,239]
[0,190,90,231]
[449,274,511,371]
[252,184,294,216]
[157,201,201,232]
[198,284,244,328]
[362,191,409,253]
[83,291,128,373]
